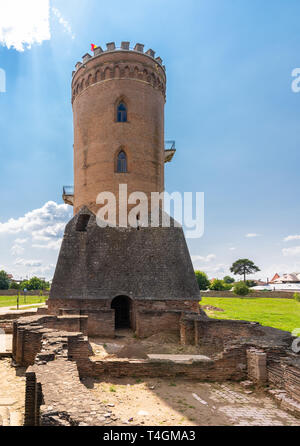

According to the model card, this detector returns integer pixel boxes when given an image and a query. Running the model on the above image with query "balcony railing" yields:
[62,186,74,206]
[164,140,176,163]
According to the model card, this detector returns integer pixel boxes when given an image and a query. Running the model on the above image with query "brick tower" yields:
[49,42,200,338]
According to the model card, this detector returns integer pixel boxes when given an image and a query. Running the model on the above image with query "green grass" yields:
[201,297,300,334]
[0,295,47,308]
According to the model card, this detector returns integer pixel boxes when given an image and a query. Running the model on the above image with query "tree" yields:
[230,259,260,282]
[9,281,21,290]
[294,293,300,303]
[209,279,226,291]
[195,271,210,291]
[233,282,249,296]
[21,277,50,291]
[0,270,10,290]
[246,280,256,288]
[223,276,235,284]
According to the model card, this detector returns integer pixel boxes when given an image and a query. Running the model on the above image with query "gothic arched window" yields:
[117,151,127,173]
[117,102,127,122]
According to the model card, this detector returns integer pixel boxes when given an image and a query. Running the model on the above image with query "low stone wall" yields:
[136,310,182,338]
[17,314,246,425]
[12,312,300,425]
[78,345,247,382]
[247,348,300,417]
[202,291,295,299]
[24,331,119,426]
[180,314,292,354]
[59,309,115,337]
[13,315,89,367]
[0,310,38,334]
[0,290,49,296]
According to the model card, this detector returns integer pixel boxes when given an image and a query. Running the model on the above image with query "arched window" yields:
[117,151,127,173]
[117,102,127,122]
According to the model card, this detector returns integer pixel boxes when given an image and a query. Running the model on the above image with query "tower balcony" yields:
[62,186,74,206]
[164,140,176,163]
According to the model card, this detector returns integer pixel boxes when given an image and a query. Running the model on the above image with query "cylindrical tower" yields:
[71,42,167,215]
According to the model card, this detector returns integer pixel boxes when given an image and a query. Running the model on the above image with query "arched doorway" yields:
[111,296,132,329]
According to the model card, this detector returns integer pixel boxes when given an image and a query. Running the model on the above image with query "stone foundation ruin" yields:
[3,307,297,426]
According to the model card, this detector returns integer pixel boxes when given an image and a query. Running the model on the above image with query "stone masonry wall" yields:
[246,348,300,417]
[135,310,182,338]
[13,315,88,367]
[59,309,115,337]
[17,314,247,425]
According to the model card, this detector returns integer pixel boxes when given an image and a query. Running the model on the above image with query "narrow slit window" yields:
[76,214,90,232]
[117,151,127,173]
[117,102,127,122]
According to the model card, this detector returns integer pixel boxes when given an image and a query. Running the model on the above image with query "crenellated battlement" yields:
[71,41,166,103]
[73,41,165,76]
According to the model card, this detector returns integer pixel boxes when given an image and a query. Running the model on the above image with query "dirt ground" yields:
[90,330,216,360]
[87,330,300,426]
[0,359,26,426]
[82,377,300,426]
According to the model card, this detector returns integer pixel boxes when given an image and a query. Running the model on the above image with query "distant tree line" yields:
[195,258,260,296]
[0,270,50,291]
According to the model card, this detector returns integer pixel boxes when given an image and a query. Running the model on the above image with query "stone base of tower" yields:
[47,298,200,338]
[48,207,201,338]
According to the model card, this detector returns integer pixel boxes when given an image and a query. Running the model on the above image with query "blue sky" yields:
[0,0,300,281]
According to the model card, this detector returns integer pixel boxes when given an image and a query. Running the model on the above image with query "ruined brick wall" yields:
[194,319,267,353]
[13,315,89,367]
[246,348,300,416]
[16,312,300,425]
[283,358,300,404]
[59,308,115,337]
[135,310,182,338]
[0,311,39,334]
[82,344,247,382]
[246,349,267,384]
[48,298,199,338]
[181,315,292,354]
[25,347,118,426]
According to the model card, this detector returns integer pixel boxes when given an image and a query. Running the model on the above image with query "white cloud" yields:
[32,223,66,241]
[15,238,28,244]
[15,258,42,268]
[246,233,261,238]
[32,238,63,251]
[0,201,71,240]
[195,263,228,278]
[191,254,216,263]
[11,244,25,256]
[284,235,300,242]
[51,7,75,39]
[0,0,51,51]
[0,201,71,280]
[282,246,300,257]
[229,247,236,251]
[11,237,28,255]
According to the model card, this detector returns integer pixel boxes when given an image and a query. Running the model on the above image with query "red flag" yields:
[91,44,97,52]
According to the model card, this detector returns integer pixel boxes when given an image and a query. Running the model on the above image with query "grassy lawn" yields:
[0,295,47,308]
[201,297,300,334]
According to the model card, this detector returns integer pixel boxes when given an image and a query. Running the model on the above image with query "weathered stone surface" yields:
[50,208,200,303]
